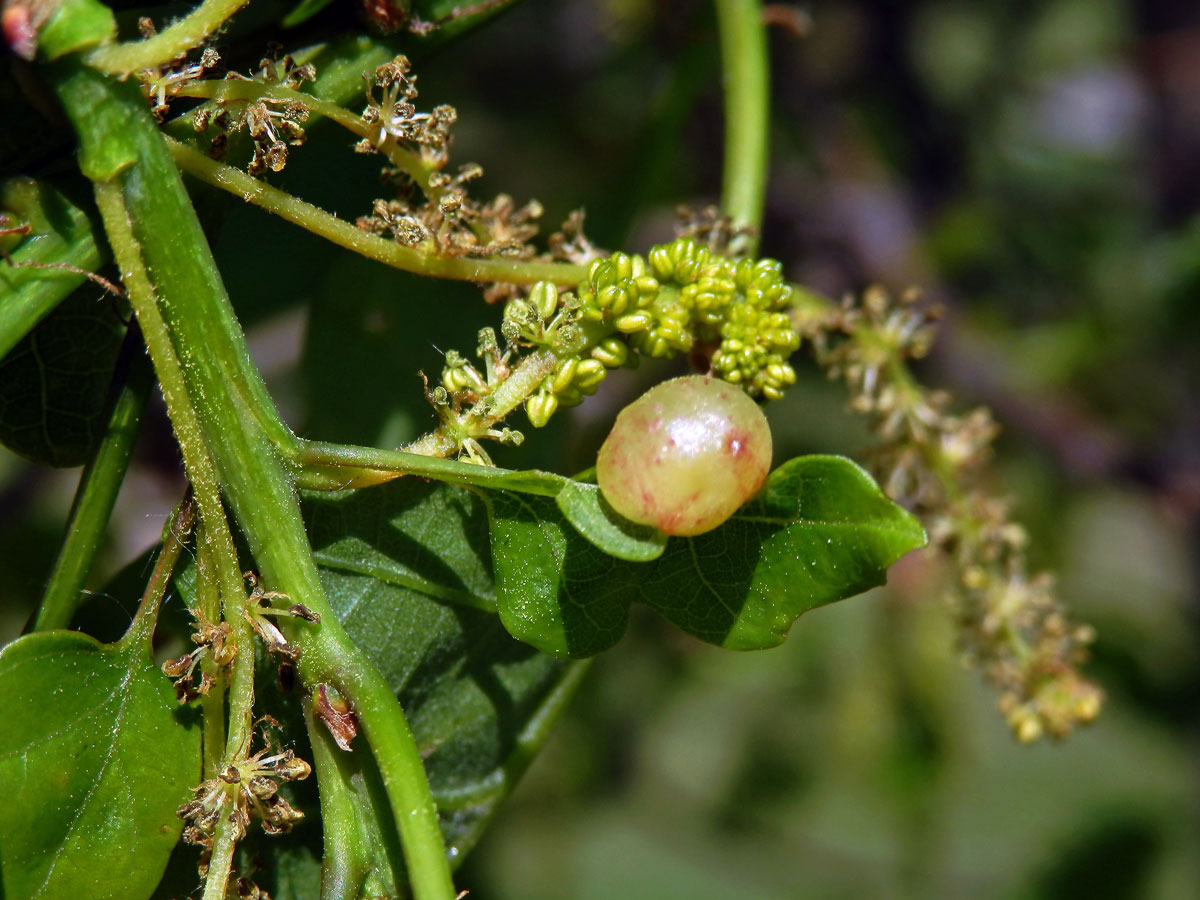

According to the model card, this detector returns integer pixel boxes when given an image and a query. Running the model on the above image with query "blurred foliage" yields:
[1,0,1197,897]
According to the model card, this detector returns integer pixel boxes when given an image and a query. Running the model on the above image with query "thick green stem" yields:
[34,327,152,631]
[60,60,456,900]
[714,0,770,255]
[96,175,252,900]
[166,138,586,286]
[86,0,251,75]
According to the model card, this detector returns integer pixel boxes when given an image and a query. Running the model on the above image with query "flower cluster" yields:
[190,47,316,174]
[133,20,222,120]
[647,239,799,399]
[355,57,545,260]
[808,287,1103,741]
[405,238,803,460]
[162,618,234,703]
[177,727,312,874]
[510,238,801,427]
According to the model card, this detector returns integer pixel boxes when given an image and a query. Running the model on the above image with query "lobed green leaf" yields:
[486,455,928,656]
[555,478,669,562]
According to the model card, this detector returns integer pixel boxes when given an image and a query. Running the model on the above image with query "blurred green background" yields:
[2,0,1198,897]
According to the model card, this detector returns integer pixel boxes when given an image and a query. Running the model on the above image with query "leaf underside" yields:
[0,290,126,467]
[302,479,571,856]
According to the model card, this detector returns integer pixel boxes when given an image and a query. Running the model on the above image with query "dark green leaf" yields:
[0,288,126,466]
[486,455,928,657]
[301,478,576,858]
[0,630,201,900]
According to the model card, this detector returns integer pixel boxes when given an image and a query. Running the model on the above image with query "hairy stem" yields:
[714,0,770,255]
[34,327,153,631]
[96,176,250,900]
[173,79,366,132]
[87,0,251,75]
[304,697,385,900]
[194,525,228,779]
[166,138,586,286]
[61,61,457,900]
[123,494,196,646]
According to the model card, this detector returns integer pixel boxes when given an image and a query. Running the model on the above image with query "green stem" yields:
[202,526,257,900]
[194,524,228,780]
[303,698,374,900]
[86,0,251,75]
[60,61,456,900]
[34,326,153,631]
[166,138,586,286]
[123,493,196,647]
[95,169,254,900]
[97,171,253,900]
[296,439,563,496]
[714,0,770,255]
[92,180,234,574]
[173,80,366,132]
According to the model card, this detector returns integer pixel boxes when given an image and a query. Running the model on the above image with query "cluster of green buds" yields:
[416,238,803,458]
[494,237,802,428]
[505,256,659,427]
[648,239,800,400]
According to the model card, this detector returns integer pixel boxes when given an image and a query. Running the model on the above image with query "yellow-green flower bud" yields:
[614,311,652,333]
[638,334,669,357]
[648,245,674,281]
[574,358,606,389]
[634,275,660,301]
[767,362,796,386]
[526,391,558,428]
[442,367,470,393]
[528,281,559,320]
[551,358,578,394]
[591,337,628,368]
[597,285,622,310]
[557,386,583,407]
